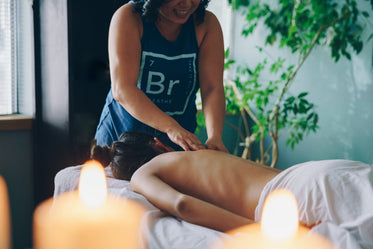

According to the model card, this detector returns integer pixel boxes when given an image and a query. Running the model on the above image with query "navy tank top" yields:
[94,7,200,150]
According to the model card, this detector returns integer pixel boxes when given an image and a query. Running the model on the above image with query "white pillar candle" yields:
[0,175,11,249]
[33,161,145,249]
[217,189,334,249]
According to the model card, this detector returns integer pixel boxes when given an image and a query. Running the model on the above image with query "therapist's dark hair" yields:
[90,131,161,180]
[132,0,210,25]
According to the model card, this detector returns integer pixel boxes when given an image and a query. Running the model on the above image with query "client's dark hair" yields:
[90,131,160,180]
[132,0,210,25]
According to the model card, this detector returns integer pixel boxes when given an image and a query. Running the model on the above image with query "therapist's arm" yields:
[197,11,227,152]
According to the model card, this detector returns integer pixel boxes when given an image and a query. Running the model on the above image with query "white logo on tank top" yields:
[138,51,197,115]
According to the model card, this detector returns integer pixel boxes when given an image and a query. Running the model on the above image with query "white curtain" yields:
[0,0,17,114]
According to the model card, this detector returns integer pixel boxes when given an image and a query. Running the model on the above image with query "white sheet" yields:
[255,160,373,249]
[54,165,226,249]
[54,160,373,249]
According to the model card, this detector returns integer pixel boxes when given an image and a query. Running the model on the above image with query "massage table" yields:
[53,160,373,249]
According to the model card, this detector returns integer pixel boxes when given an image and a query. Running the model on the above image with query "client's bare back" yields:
[139,150,280,220]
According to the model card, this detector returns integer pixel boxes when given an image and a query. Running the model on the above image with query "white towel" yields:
[255,160,373,249]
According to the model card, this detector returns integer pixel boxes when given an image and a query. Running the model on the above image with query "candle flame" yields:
[78,160,107,208]
[261,189,299,242]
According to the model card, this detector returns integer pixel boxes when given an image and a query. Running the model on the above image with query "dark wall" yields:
[68,0,131,163]
[33,0,129,206]
[0,130,33,249]
[67,0,115,164]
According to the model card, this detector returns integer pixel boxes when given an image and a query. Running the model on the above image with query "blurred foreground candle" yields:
[217,189,334,249]
[33,160,144,249]
[0,176,11,249]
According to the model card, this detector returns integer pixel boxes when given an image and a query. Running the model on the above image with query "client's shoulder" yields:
[156,150,226,161]
[152,151,192,164]
[146,150,228,169]
[146,151,209,170]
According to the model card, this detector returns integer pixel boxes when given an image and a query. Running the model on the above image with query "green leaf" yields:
[298,133,303,141]
[300,98,309,106]
[368,32,373,41]
[224,60,235,70]
[286,96,296,104]
[313,113,319,126]
[298,103,306,113]
[293,104,298,114]
[225,48,230,58]
[362,11,370,17]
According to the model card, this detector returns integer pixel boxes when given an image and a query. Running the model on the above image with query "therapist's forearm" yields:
[202,87,226,139]
[113,84,179,133]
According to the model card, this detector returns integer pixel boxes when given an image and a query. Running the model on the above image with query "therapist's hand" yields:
[205,137,228,153]
[166,126,205,151]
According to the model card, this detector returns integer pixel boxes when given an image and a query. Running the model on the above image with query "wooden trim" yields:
[0,115,33,131]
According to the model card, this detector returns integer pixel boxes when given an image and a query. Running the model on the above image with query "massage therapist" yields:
[94,0,228,152]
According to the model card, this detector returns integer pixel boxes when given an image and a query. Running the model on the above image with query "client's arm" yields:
[130,158,254,232]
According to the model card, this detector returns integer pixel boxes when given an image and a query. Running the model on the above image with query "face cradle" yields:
[158,0,201,24]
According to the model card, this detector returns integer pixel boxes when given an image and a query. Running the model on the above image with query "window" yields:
[0,0,34,116]
[0,0,16,114]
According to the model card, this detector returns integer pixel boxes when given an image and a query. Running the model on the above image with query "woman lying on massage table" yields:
[91,131,373,247]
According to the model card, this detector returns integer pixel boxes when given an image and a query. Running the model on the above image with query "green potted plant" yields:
[199,0,373,168]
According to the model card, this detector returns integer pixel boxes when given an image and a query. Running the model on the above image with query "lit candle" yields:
[33,160,144,249]
[217,189,334,249]
[0,175,11,249]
